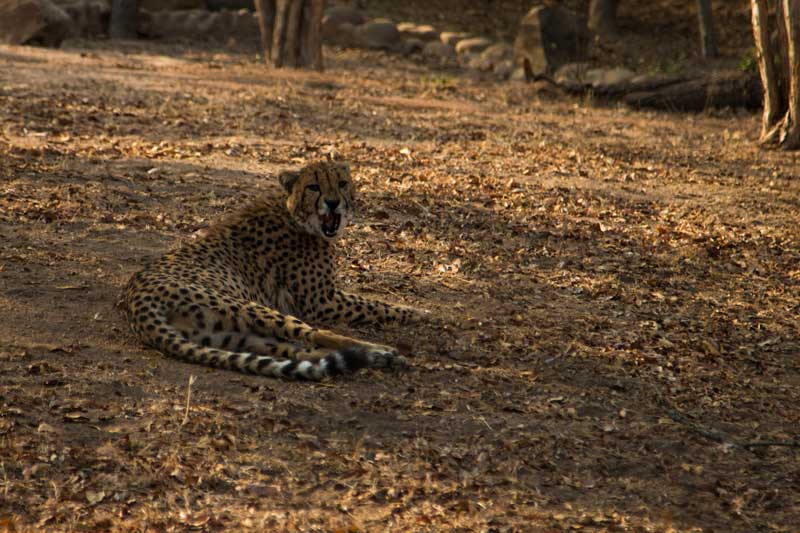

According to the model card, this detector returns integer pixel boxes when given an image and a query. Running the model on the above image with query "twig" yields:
[662,406,726,444]
[182,374,197,427]
[653,386,800,451]
[738,440,800,450]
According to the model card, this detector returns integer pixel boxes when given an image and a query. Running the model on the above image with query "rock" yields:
[324,20,356,46]
[585,67,636,87]
[422,40,455,60]
[323,5,366,27]
[322,5,366,41]
[554,64,636,91]
[554,62,591,85]
[440,31,468,47]
[467,54,493,71]
[0,0,75,45]
[353,20,402,51]
[140,0,205,10]
[397,22,438,42]
[138,8,258,43]
[479,41,512,67]
[510,67,527,81]
[513,3,587,79]
[455,36,491,55]
[401,37,423,55]
[58,0,108,38]
[457,51,475,67]
[206,0,251,10]
[494,58,513,79]
[226,8,258,43]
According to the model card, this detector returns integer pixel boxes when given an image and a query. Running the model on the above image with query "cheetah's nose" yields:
[325,199,340,211]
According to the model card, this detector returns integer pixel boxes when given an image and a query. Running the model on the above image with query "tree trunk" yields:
[588,0,618,39]
[299,0,324,69]
[752,0,800,149]
[779,0,800,148]
[697,0,718,58]
[254,0,275,57]
[775,1,791,99]
[109,0,138,39]
[254,0,324,70]
[752,0,780,139]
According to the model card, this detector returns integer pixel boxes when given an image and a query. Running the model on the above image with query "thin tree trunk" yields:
[779,0,800,148]
[254,0,275,59]
[588,0,618,39]
[697,0,718,58]
[752,0,782,142]
[110,0,138,39]
[283,0,304,67]
[255,0,324,70]
[300,0,325,70]
[271,0,290,67]
[775,0,790,101]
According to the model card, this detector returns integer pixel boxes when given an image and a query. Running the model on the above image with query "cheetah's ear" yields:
[279,170,301,192]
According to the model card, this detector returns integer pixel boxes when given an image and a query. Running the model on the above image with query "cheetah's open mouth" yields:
[320,212,341,237]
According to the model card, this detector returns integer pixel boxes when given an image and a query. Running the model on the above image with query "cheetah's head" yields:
[280,160,355,240]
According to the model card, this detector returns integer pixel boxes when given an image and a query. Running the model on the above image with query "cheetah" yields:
[120,160,426,380]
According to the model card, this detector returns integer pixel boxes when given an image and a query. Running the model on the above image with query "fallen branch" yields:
[654,389,800,451]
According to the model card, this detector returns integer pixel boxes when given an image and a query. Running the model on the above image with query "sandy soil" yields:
[1,32,799,532]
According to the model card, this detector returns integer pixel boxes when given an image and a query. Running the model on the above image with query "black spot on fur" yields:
[256,357,274,372]
[335,347,370,373]
[281,360,298,377]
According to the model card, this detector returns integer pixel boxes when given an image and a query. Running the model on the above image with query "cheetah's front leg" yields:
[310,289,430,327]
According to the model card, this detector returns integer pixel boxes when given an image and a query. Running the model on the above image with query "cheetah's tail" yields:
[146,322,371,380]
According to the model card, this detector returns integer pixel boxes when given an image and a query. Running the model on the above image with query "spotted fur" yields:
[120,160,426,380]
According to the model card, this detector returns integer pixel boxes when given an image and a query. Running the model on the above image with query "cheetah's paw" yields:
[366,345,408,370]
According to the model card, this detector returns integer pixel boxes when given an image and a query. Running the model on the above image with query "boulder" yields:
[58,0,108,38]
[140,0,205,10]
[397,22,438,42]
[454,36,491,55]
[494,58,513,79]
[206,0,251,10]
[479,41,512,66]
[401,37,423,55]
[466,54,493,71]
[440,31,467,47]
[553,62,591,85]
[554,63,636,90]
[229,8,258,40]
[584,67,635,87]
[138,8,258,42]
[510,67,527,81]
[422,40,455,60]
[323,5,366,27]
[353,20,402,51]
[0,0,75,45]
[323,20,356,46]
[322,5,366,41]
[513,3,587,79]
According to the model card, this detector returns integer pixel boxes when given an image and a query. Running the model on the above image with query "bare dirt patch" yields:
[1,38,799,532]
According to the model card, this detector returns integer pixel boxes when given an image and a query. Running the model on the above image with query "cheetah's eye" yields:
[338,180,348,189]
[306,184,320,192]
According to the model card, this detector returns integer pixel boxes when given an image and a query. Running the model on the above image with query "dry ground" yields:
[1,35,799,532]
